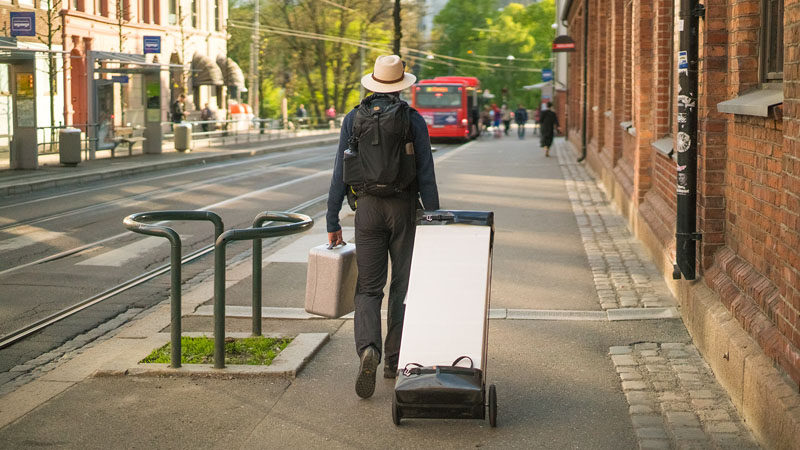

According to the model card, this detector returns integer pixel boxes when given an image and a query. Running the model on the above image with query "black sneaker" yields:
[355,346,379,398]
[383,365,397,379]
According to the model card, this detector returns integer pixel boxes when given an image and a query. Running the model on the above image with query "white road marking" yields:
[76,236,189,267]
[0,226,65,252]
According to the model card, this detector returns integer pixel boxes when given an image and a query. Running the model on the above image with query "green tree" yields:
[422,0,556,108]
[227,0,424,120]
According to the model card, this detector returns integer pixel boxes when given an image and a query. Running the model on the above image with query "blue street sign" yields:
[10,12,35,37]
[143,36,161,54]
[542,68,553,82]
[111,75,129,84]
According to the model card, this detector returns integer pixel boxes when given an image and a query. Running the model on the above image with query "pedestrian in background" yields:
[171,94,186,124]
[491,103,501,136]
[200,103,215,132]
[501,104,511,136]
[326,105,337,129]
[326,55,440,399]
[514,104,528,139]
[539,102,560,157]
[480,106,491,134]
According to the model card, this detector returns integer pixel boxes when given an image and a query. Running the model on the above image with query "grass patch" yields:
[140,336,292,365]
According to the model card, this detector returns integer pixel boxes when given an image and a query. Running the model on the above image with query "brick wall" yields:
[564,0,800,385]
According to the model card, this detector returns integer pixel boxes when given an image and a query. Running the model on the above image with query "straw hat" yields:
[360,55,417,93]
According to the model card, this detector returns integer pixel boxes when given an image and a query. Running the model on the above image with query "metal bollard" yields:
[123,210,224,368]
[214,212,313,369]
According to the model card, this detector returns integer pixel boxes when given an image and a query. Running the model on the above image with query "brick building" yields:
[562,0,799,445]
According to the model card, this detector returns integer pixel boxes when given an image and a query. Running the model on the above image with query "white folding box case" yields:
[394,210,496,426]
[304,243,357,318]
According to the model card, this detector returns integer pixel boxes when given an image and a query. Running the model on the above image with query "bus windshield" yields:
[415,85,462,108]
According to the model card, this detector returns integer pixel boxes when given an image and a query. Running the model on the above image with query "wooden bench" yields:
[112,126,146,157]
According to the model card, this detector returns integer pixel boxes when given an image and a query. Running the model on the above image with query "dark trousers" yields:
[517,123,526,138]
[353,194,416,369]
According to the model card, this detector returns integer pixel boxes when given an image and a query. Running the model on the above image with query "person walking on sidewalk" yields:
[501,104,512,136]
[514,104,528,139]
[171,94,186,124]
[539,102,560,157]
[326,55,440,399]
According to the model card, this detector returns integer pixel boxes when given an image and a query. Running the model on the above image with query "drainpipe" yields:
[577,0,589,163]
[674,0,704,280]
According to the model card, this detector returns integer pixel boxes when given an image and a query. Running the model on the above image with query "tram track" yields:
[0,142,463,358]
[0,150,332,233]
[0,194,328,350]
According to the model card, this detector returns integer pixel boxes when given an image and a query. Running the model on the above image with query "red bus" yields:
[411,76,480,140]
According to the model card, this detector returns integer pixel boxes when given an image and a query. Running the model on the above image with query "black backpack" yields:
[343,94,416,197]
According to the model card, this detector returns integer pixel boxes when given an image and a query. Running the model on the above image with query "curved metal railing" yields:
[123,210,224,368]
[213,212,313,368]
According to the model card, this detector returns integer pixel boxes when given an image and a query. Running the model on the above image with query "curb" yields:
[194,305,682,322]
[0,135,338,197]
[95,332,330,379]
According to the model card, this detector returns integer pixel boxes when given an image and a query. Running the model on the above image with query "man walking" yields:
[514,104,528,139]
[539,102,560,157]
[327,55,440,399]
[171,94,186,124]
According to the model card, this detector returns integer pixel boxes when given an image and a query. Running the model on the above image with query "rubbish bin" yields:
[174,123,192,152]
[59,128,82,166]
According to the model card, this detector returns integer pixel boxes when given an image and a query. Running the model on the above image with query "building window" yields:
[153,0,161,23]
[191,0,197,28]
[761,0,784,81]
[168,0,177,25]
[142,0,150,23]
[214,0,220,31]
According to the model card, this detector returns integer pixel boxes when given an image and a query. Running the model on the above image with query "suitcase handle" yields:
[326,241,348,250]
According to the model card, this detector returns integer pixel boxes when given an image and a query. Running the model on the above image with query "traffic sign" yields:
[143,36,161,54]
[10,12,35,37]
[542,69,553,82]
[111,75,130,84]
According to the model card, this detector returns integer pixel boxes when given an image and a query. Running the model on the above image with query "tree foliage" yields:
[228,0,424,120]
[421,0,556,108]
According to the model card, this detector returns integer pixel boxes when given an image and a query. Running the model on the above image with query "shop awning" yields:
[191,53,224,86]
[216,55,247,91]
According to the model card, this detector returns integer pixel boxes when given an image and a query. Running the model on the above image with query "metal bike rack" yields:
[123,211,224,368]
[214,212,313,368]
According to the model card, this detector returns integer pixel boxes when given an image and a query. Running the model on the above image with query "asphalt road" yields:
[0,142,457,373]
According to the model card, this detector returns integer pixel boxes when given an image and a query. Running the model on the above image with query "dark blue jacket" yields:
[326,104,440,232]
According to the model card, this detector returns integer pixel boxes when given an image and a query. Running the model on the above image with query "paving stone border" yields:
[96,332,330,378]
[610,342,760,449]
[555,142,675,310]
[0,307,145,396]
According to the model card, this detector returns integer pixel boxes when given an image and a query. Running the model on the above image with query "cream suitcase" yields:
[304,243,357,318]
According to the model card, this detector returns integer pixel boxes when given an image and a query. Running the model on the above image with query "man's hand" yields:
[327,230,344,249]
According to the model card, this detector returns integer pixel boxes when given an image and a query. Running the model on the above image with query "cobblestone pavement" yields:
[555,141,675,310]
[611,343,760,449]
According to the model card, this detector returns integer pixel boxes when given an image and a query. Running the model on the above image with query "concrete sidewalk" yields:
[0,130,338,197]
[0,134,762,448]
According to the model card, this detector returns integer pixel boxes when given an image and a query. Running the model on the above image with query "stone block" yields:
[622,381,648,391]
[631,415,664,427]
[612,355,637,366]
[671,427,707,441]
[636,427,668,439]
